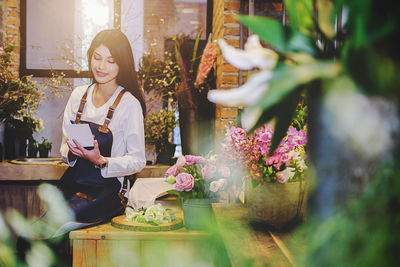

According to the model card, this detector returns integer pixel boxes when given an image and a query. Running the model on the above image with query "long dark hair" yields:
[87,29,146,116]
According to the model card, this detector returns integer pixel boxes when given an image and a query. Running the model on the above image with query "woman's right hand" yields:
[67,139,85,158]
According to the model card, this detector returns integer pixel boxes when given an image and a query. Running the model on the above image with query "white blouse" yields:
[60,84,146,190]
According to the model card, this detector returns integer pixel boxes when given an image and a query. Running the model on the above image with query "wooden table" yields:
[212,203,296,267]
[70,216,213,266]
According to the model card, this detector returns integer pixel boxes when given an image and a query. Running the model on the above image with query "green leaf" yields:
[268,91,301,156]
[237,15,286,52]
[191,30,203,71]
[317,0,336,39]
[257,61,341,112]
[284,0,314,35]
[287,32,316,56]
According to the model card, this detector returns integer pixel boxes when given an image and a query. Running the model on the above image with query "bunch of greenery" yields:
[0,45,44,135]
[38,137,52,151]
[137,51,181,105]
[232,0,400,155]
[144,108,176,153]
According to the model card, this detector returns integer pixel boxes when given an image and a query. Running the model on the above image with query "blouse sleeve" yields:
[100,97,146,178]
[60,88,79,167]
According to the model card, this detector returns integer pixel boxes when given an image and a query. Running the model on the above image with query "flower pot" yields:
[247,181,307,230]
[38,149,49,158]
[178,105,214,156]
[27,147,38,158]
[182,198,212,230]
[156,142,176,165]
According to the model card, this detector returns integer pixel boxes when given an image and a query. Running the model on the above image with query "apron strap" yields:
[118,175,133,209]
[75,87,90,124]
[98,89,127,133]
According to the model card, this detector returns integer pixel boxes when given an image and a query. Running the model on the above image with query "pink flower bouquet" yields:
[165,154,230,200]
[222,124,308,185]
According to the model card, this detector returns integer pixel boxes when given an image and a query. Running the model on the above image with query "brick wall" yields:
[212,0,283,141]
[0,0,20,76]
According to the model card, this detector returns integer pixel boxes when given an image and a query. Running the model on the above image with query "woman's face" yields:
[90,44,119,85]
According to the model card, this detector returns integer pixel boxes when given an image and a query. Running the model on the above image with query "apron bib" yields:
[59,86,127,223]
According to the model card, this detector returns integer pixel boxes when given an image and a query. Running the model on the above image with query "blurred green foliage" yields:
[238,0,400,155]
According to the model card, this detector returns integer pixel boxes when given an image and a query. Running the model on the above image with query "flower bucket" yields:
[182,198,212,230]
[247,180,307,230]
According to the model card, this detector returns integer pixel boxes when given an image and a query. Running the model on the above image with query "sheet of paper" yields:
[64,124,94,147]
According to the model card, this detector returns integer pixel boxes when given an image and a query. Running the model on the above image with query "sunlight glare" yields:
[82,0,111,26]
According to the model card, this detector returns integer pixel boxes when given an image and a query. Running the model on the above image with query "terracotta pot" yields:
[247,180,307,230]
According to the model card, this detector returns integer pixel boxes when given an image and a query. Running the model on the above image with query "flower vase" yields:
[182,198,212,230]
[247,180,307,230]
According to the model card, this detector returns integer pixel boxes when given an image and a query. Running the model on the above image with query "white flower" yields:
[207,35,278,126]
[324,77,399,160]
[125,207,144,222]
[207,70,273,106]
[217,35,278,70]
[276,167,295,183]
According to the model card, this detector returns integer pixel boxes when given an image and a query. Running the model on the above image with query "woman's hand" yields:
[67,139,105,165]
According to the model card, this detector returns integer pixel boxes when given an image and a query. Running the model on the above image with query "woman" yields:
[58,29,146,231]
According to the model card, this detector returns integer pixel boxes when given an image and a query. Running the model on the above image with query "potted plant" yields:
[38,137,52,158]
[27,138,39,158]
[164,154,232,229]
[0,45,44,158]
[221,102,308,229]
[137,51,181,108]
[173,32,217,155]
[144,108,177,164]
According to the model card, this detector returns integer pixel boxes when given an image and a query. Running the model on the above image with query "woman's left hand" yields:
[67,139,104,165]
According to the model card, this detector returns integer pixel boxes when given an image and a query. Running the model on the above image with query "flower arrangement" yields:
[138,51,181,106]
[125,204,176,226]
[144,108,177,154]
[165,154,230,200]
[173,31,216,109]
[222,123,308,185]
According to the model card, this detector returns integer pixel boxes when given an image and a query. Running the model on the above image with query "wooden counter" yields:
[0,160,170,181]
[212,203,295,267]
[0,162,170,218]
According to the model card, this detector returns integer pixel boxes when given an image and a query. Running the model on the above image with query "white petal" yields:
[218,37,278,70]
[244,35,279,70]
[207,71,272,106]
[241,107,263,130]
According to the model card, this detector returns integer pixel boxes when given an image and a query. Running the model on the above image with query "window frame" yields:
[20,0,121,78]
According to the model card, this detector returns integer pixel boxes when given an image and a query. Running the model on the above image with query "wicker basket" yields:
[247,180,307,230]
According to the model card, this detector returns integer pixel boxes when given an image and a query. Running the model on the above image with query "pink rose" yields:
[165,165,179,177]
[201,163,216,179]
[217,179,227,190]
[218,166,231,178]
[175,156,186,167]
[184,155,207,166]
[209,181,220,192]
[175,172,195,191]
[209,179,227,193]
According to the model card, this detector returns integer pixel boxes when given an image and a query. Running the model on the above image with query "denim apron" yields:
[58,87,127,223]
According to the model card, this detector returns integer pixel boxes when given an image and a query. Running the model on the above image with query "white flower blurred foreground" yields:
[207,35,278,109]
